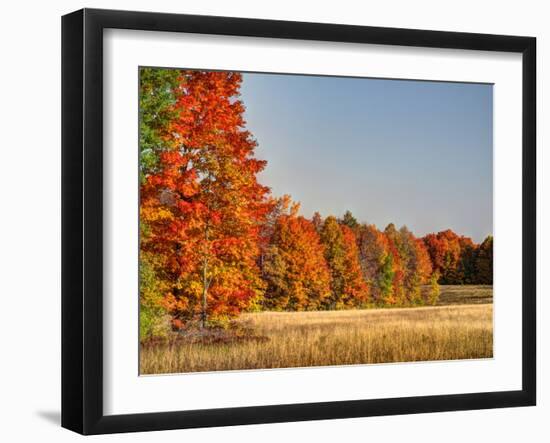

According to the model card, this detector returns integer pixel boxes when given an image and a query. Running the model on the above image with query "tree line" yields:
[138,68,493,338]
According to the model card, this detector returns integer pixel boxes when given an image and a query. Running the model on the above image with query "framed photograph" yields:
[62,8,536,435]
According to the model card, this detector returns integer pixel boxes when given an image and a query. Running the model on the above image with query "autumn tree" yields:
[384,224,405,304]
[423,230,462,284]
[356,224,390,303]
[356,224,384,283]
[319,216,347,308]
[311,211,323,233]
[476,236,493,284]
[392,226,433,304]
[377,253,395,305]
[357,224,432,305]
[422,230,488,285]
[262,211,331,310]
[415,238,433,284]
[422,233,446,277]
[319,216,368,308]
[458,237,478,284]
[355,223,404,305]
[140,70,272,328]
[340,225,370,306]
[258,195,293,268]
[394,226,421,302]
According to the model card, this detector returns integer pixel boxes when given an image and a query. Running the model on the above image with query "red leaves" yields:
[422,230,481,284]
[340,225,370,305]
[141,70,271,324]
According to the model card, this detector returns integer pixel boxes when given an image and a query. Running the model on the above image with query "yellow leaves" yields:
[140,205,174,222]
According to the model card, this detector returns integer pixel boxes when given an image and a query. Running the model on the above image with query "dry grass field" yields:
[431,285,493,306]
[140,285,493,374]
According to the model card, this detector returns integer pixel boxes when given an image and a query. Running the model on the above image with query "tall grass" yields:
[140,303,493,374]
[431,284,493,305]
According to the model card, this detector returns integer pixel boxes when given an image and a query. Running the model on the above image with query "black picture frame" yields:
[61,8,536,435]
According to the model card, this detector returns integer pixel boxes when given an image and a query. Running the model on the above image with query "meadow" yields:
[140,285,493,374]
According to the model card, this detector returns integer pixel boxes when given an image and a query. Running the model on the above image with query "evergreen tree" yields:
[340,210,359,230]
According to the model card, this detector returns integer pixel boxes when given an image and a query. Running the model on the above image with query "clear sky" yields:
[240,72,493,243]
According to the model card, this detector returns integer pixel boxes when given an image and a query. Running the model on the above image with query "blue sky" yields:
[240,73,493,243]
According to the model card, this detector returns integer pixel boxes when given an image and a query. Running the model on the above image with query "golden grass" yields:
[140,303,493,374]
[431,284,493,305]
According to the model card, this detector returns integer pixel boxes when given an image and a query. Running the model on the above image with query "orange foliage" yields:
[141,70,272,325]
[423,230,479,284]
[340,225,370,306]
[263,214,331,311]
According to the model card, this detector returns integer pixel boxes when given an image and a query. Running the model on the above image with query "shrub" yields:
[140,305,172,342]
[428,272,441,305]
